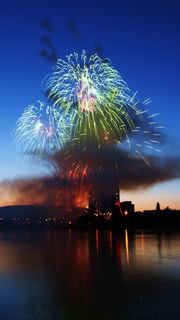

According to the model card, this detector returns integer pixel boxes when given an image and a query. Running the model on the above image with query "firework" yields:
[46,50,144,146]
[15,101,69,156]
[14,50,163,212]
[16,50,162,166]
[118,99,162,163]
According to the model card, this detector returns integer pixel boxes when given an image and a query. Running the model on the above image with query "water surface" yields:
[0,229,180,320]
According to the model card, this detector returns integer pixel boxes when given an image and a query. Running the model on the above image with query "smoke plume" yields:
[0,147,180,207]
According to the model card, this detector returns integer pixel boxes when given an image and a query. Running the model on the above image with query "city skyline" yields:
[0,0,180,209]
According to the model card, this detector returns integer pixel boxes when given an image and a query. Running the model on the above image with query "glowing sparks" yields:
[77,72,97,112]
[15,101,69,156]
[15,50,162,166]
[46,50,145,145]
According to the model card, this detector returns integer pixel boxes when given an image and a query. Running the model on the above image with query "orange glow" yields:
[125,229,129,265]
[75,238,90,271]
[109,231,113,255]
[141,233,145,255]
[0,178,90,210]
[74,188,89,208]
[120,181,180,211]
[96,229,99,255]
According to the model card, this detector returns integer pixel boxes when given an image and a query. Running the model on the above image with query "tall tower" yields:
[156,202,161,212]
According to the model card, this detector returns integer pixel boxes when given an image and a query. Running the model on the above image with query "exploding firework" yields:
[16,50,162,159]
[119,100,163,163]
[16,49,162,191]
[132,111,162,161]
[46,50,145,146]
[15,101,70,156]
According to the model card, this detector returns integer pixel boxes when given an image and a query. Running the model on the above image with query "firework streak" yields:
[15,50,162,182]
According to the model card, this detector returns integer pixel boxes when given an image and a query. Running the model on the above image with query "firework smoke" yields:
[1,152,180,208]
[14,50,165,208]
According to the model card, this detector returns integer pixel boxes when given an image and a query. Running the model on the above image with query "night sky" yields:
[0,0,180,209]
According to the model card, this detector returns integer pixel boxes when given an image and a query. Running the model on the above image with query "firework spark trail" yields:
[125,109,162,162]
[15,50,162,190]
[15,101,70,157]
[16,51,162,159]
[46,50,148,146]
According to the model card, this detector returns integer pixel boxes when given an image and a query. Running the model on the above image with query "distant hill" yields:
[0,205,83,220]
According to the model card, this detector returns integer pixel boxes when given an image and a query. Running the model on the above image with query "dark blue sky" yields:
[0,0,179,208]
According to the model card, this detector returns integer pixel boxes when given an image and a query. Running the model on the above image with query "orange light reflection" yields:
[125,229,129,265]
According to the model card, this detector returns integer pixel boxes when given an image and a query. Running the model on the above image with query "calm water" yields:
[0,229,180,320]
